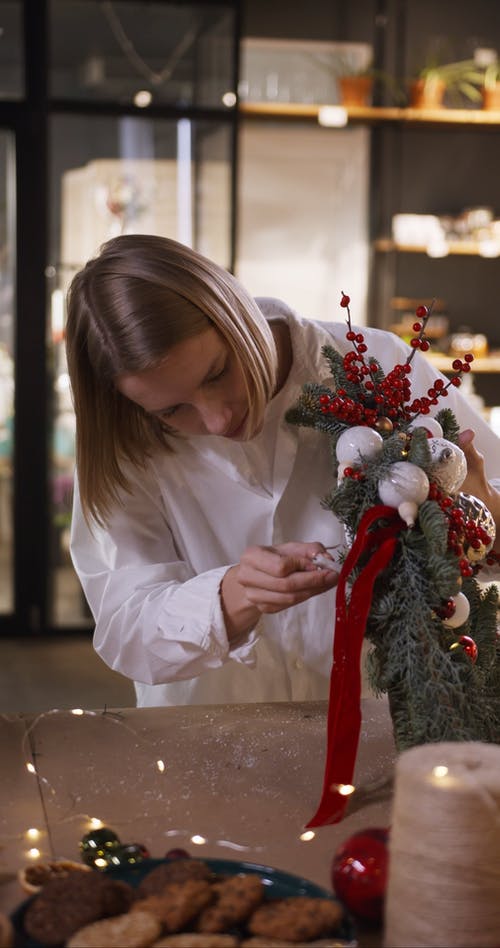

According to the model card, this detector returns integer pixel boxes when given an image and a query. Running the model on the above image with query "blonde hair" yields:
[65,234,278,526]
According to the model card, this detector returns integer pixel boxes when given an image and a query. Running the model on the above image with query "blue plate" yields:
[11,857,357,946]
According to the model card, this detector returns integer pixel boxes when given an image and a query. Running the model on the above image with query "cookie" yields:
[247,897,344,943]
[152,936,239,947]
[241,939,343,947]
[22,870,134,945]
[240,939,300,947]
[197,874,264,933]
[132,879,214,932]
[18,859,92,894]
[67,910,161,947]
[138,859,213,897]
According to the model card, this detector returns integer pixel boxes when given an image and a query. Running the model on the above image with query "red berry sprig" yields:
[428,481,493,577]
[318,294,475,430]
[406,303,433,362]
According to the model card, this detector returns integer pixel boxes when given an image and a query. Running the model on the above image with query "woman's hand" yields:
[221,542,339,641]
[458,428,500,551]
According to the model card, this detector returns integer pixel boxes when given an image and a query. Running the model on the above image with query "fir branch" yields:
[407,426,432,468]
[436,407,461,443]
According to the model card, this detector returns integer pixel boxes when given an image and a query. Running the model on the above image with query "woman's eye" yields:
[207,364,227,384]
[160,405,181,419]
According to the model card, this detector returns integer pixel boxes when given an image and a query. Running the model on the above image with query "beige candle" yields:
[384,741,500,947]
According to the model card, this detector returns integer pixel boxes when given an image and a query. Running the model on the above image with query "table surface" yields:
[0,698,396,945]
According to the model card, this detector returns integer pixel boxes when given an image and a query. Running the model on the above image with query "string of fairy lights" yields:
[1,706,324,869]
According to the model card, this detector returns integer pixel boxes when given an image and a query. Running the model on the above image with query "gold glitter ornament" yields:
[375,416,394,433]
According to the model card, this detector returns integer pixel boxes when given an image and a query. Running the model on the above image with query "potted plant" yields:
[409,58,483,109]
[481,60,500,110]
[316,50,400,107]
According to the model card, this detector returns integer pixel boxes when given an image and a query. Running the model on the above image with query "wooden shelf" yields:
[425,352,500,373]
[374,238,500,257]
[240,102,500,126]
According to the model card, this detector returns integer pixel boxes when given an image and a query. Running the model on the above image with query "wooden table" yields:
[0,698,396,944]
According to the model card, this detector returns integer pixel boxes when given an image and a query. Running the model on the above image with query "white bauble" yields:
[409,416,444,438]
[442,592,471,628]
[336,426,384,465]
[397,500,419,527]
[378,461,430,510]
[427,437,467,495]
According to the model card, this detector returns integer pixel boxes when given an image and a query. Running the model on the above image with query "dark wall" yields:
[242,0,377,42]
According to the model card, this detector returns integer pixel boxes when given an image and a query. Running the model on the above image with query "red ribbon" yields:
[306,504,404,827]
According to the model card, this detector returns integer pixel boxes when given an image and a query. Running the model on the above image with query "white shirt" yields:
[70,302,500,707]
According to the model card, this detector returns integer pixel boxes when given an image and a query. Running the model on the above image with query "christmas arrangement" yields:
[286,296,500,826]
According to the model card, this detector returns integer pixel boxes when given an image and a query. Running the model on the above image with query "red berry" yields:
[412,322,422,332]
[415,305,428,318]
[464,353,474,363]
[340,294,350,307]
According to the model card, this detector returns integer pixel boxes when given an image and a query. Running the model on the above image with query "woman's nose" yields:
[197,400,232,435]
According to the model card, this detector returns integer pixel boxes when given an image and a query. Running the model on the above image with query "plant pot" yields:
[482,84,500,110]
[338,76,373,107]
[409,77,446,109]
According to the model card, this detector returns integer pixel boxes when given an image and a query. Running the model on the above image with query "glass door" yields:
[46,0,238,628]
[0,0,238,636]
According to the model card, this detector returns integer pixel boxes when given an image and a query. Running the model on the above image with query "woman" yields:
[66,234,500,707]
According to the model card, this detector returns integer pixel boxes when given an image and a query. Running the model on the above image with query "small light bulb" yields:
[337,783,355,796]
[299,830,315,841]
[156,760,166,773]
[26,762,36,774]
[89,817,103,829]
[222,91,237,107]
[94,857,107,868]
[27,848,41,859]
[134,90,152,108]
[26,828,41,840]
[190,835,207,846]
[432,765,449,778]
[71,708,84,716]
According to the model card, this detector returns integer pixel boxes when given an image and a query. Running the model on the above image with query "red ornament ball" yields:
[165,847,191,860]
[331,827,389,923]
[458,634,478,663]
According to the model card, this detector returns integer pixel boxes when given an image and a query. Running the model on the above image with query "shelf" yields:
[239,102,500,127]
[374,238,500,257]
[425,352,500,373]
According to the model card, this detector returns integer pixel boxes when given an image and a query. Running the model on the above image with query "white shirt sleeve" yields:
[70,474,260,687]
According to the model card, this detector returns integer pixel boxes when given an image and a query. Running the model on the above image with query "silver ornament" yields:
[456,492,496,561]
[427,437,467,495]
